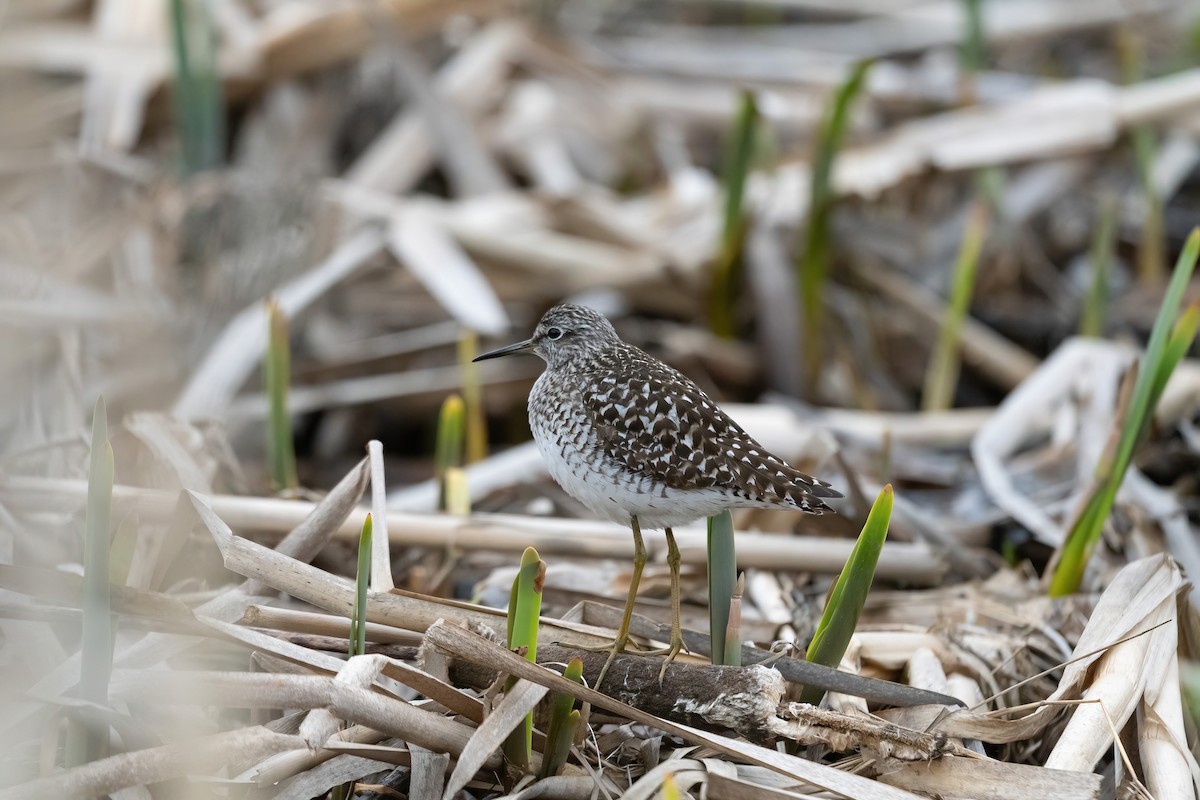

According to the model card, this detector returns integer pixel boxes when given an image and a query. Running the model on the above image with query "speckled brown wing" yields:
[582,345,840,512]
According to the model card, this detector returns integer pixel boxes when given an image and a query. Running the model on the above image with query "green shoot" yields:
[349,514,372,658]
[458,332,488,464]
[707,510,737,665]
[1117,27,1163,286]
[724,572,745,668]
[801,485,893,704]
[1049,229,1200,596]
[168,0,224,176]
[798,60,873,390]
[443,468,471,517]
[435,394,466,512]
[1135,130,1164,286]
[922,202,988,411]
[336,512,371,800]
[1151,304,1200,404]
[67,396,115,766]
[1183,662,1200,720]
[265,300,298,491]
[1081,195,1117,337]
[539,657,583,778]
[504,547,545,768]
[661,773,682,800]
[958,0,986,103]
[709,90,760,339]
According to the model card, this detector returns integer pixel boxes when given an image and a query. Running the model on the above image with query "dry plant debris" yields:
[2,1,1200,799]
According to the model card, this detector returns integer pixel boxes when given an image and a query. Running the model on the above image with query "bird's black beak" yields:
[473,338,535,362]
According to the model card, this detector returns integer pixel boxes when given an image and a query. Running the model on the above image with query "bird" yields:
[474,304,841,686]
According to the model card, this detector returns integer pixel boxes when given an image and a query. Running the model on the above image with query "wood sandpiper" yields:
[475,304,841,686]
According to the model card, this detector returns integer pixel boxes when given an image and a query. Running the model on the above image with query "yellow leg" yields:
[655,527,684,683]
[594,515,647,689]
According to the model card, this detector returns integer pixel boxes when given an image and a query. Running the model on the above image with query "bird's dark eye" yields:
[546,327,564,341]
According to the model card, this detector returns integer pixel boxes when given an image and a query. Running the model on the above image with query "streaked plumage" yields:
[522,304,839,527]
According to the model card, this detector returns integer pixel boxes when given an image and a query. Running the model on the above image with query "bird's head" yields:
[473,304,620,369]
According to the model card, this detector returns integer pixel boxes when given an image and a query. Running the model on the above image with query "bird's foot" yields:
[592,634,629,690]
[642,631,685,684]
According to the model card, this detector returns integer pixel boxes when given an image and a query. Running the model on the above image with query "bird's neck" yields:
[545,342,626,374]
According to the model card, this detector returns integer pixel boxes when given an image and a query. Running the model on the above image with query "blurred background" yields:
[4,0,1199,513]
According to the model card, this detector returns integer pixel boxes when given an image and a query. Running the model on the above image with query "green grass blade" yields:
[798,60,873,388]
[958,0,985,103]
[802,484,893,704]
[539,657,583,778]
[458,332,488,464]
[959,0,986,74]
[436,394,466,512]
[709,90,759,338]
[265,300,298,491]
[1133,124,1163,285]
[1107,229,1199,475]
[68,396,115,766]
[707,511,737,665]
[922,202,988,411]
[168,0,224,176]
[724,572,745,668]
[1149,305,1200,408]
[1051,493,1108,596]
[504,547,545,768]
[338,512,372,799]
[1050,228,1200,596]
[1081,194,1117,337]
[1117,28,1163,287]
[349,514,372,658]
[1183,663,1200,719]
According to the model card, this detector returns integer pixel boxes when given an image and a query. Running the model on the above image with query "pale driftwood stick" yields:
[208,618,489,730]
[105,668,500,769]
[386,439,541,511]
[240,606,422,646]
[257,630,417,660]
[811,406,992,450]
[2,477,948,585]
[246,455,370,596]
[193,491,616,649]
[0,727,302,800]
[343,20,524,194]
[386,203,510,334]
[0,564,202,631]
[273,753,400,800]
[367,441,393,593]
[258,0,497,83]
[1117,66,1200,126]
[450,642,785,739]
[876,753,1102,800]
[387,39,509,198]
[770,704,956,760]
[331,183,671,292]
[226,359,542,419]
[239,726,390,787]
